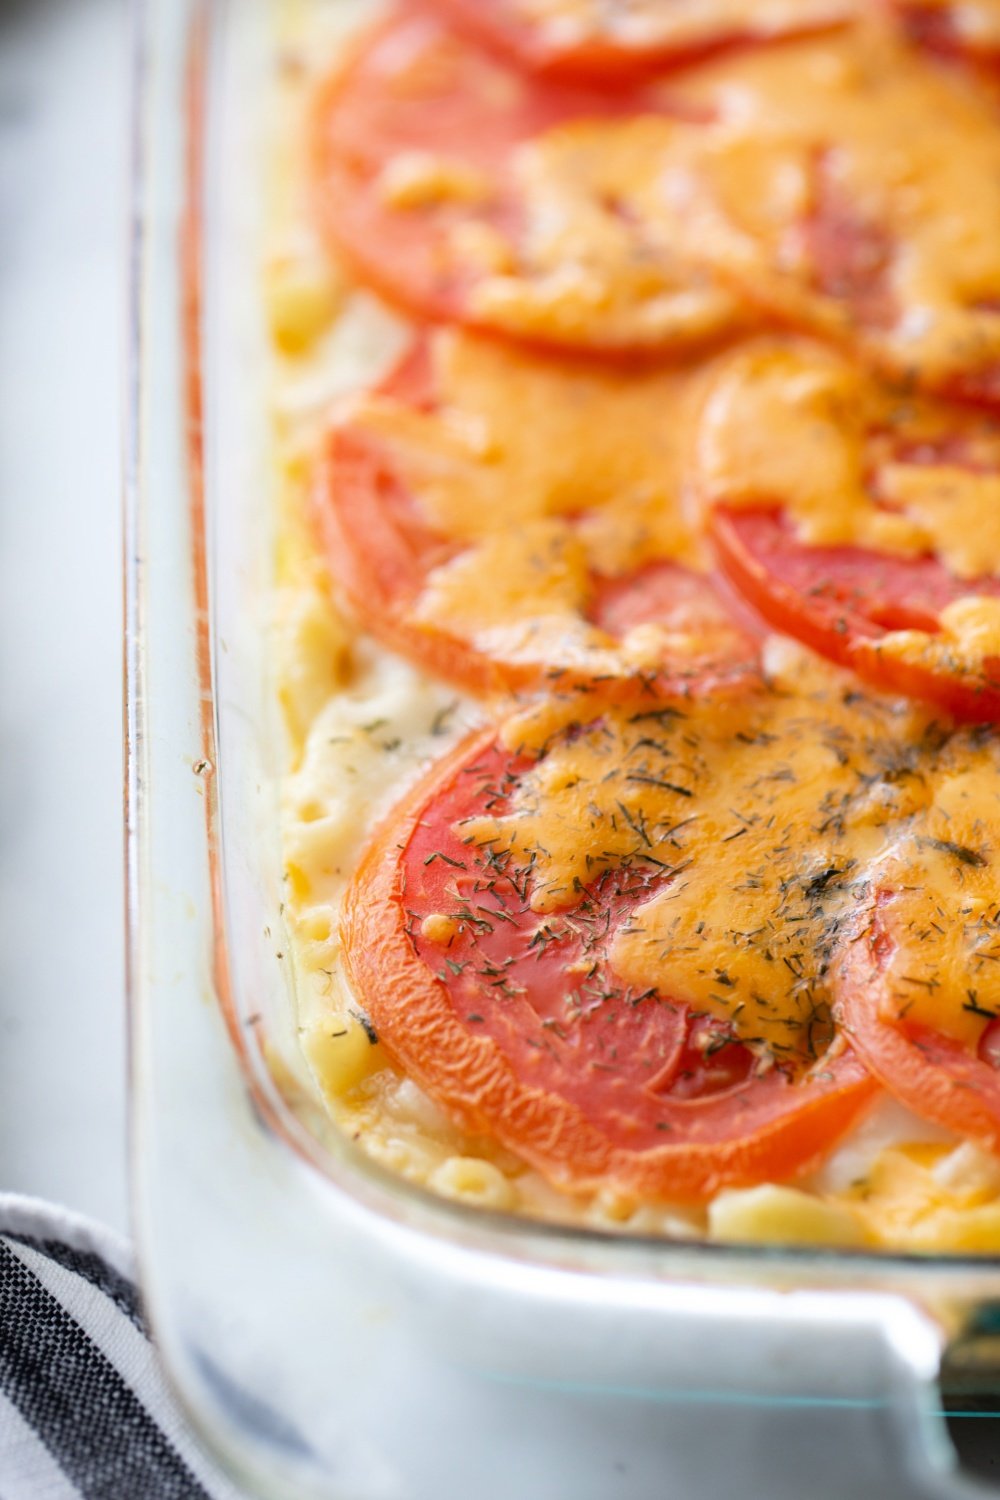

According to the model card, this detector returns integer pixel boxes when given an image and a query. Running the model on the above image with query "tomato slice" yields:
[427,0,856,83]
[319,330,761,701]
[341,723,876,1203]
[835,897,1000,1152]
[893,1,1000,63]
[663,26,1000,403]
[310,7,742,356]
[698,340,1000,721]
[711,508,1000,721]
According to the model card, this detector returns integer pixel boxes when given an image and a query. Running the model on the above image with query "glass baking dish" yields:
[125,0,1000,1494]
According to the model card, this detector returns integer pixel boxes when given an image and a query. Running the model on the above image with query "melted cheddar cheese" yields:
[698,339,1000,577]
[347,330,705,568]
[353,17,742,350]
[512,0,855,50]
[463,647,1000,1063]
[463,117,743,349]
[344,328,750,678]
[698,339,1000,689]
[879,596,1000,679]
[664,21,1000,391]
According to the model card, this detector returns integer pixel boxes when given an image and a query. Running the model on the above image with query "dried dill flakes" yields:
[348,1009,379,1046]
[917,836,989,868]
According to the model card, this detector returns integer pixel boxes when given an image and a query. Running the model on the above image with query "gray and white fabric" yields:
[0,1195,242,1500]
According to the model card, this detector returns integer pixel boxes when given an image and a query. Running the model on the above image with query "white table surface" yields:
[0,0,129,1236]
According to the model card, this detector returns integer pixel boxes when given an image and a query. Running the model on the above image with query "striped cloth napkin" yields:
[0,1194,244,1500]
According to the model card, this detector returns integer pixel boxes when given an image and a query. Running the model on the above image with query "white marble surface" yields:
[0,0,129,1234]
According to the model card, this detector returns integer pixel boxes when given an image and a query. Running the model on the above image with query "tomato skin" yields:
[834,901,1000,1152]
[317,342,762,704]
[981,1017,1000,1071]
[342,726,877,1203]
[892,3,1000,64]
[710,506,1000,723]
[318,424,505,697]
[426,0,855,84]
[799,170,898,335]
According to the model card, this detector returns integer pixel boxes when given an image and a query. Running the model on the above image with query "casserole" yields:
[126,0,1000,1494]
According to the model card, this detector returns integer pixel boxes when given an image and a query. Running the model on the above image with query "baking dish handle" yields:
[365,1258,1000,1500]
